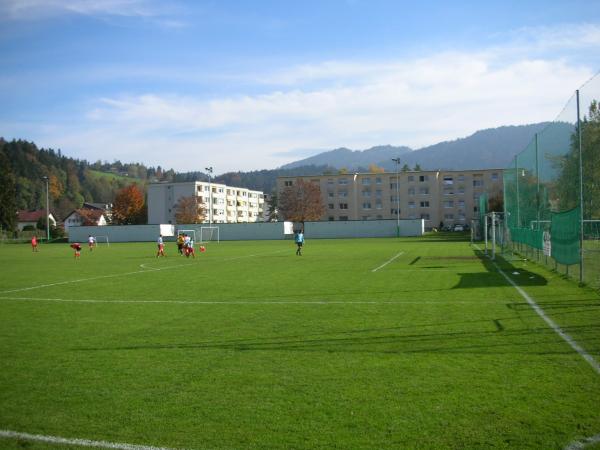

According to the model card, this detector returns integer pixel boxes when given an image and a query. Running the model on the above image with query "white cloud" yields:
[0,0,184,25]
[31,52,592,174]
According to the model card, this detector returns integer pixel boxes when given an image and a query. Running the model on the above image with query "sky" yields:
[1,0,599,175]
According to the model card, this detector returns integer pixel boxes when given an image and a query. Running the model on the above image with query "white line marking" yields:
[473,244,600,375]
[564,433,600,450]
[0,429,182,450]
[372,251,404,272]
[1,250,287,295]
[0,296,503,305]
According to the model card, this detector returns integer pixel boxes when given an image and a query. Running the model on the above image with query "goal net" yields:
[200,226,220,243]
[95,235,110,246]
[177,229,197,245]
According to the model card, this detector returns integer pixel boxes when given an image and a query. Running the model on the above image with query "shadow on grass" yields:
[72,322,599,355]
[452,249,548,289]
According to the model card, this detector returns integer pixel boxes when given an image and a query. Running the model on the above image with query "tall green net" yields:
[503,73,600,289]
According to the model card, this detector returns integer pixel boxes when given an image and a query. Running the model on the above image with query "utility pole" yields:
[43,176,50,242]
[392,157,401,237]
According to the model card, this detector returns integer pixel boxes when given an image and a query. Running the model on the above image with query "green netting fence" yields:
[502,72,600,289]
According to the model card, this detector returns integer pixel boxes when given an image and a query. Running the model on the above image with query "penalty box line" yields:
[473,244,600,376]
[372,251,404,272]
[0,429,183,450]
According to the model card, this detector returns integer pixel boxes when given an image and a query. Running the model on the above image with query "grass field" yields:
[1,235,599,450]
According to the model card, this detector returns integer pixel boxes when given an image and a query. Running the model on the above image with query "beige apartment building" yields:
[277,169,502,229]
[148,181,264,224]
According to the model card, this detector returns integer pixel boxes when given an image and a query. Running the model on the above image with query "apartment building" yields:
[147,181,264,224]
[276,169,502,229]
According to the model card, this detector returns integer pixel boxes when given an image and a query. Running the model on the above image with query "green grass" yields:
[1,235,599,449]
[88,169,143,184]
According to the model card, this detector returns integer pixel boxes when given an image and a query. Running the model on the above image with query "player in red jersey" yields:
[70,242,82,259]
[31,235,39,252]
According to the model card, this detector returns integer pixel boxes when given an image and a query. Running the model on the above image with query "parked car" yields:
[453,224,465,232]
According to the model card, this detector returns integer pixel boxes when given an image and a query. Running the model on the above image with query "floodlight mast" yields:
[205,166,213,226]
[392,157,401,237]
[42,176,50,242]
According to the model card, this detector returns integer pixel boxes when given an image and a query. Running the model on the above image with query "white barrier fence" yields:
[67,219,424,243]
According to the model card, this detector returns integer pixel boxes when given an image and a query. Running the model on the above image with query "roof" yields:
[16,210,53,222]
[83,202,111,210]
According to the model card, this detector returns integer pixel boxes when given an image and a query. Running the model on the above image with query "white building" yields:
[147,181,265,224]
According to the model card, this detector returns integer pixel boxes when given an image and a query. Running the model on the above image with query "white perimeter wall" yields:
[68,219,423,242]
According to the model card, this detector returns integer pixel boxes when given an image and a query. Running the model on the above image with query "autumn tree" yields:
[278,179,325,226]
[113,184,145,224]
[368,164,385,173]
[174,195,205,224]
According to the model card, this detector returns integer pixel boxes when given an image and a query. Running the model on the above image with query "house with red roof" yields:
[16,209,57,231]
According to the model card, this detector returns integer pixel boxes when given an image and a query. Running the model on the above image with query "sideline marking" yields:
[473,244,600,375]
[0,296,504,305]
[0,429,181,450]
[564,433,600,450]
[372,251,404,272]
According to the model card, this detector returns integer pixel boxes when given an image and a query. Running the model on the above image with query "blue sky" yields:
[1,0,599,174]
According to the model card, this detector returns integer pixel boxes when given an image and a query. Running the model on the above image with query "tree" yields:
[413,164,422,171]
[267,192,279,222]
[113,184,145,224]
[368,164,385,173]
[339,167,348,174]
[174,195,205,224]
[0,151,17,231]
[402,164,410,172]
[278,179,325,225]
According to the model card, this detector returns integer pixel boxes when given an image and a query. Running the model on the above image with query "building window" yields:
[458,200,465,208]
[284,181,293,187]
[362,190,371,197]
[408,175,414,182]
[443,176,454,185]
[421,213,430,220]
[362,216,370,220]
[420,201,430,207]
[339,178,348,185]
[376,215,383,219]
[419,175,429,182]
[376,202,383,209]
[362,202,371,209]
[391,208,400,215]
[473,180,484,187]
[409,201,416,208]
[361,178,371,185]
[391,195,399,202]
[390,182,398,189]
[339,216,349,221]
[443,188,454,195]
[408,187,415,195]
[328,192,334,198]
[328,203,334,209]
[419,187,429,195]
[491,172,499,181]
[339,191,348,198]
[444,213,454,220]
[457,174,465,181]
[375,190,382,198]
[327,179,334,185]
[376,177,382,184]
[339,203,348,209]
[444,201,454,208]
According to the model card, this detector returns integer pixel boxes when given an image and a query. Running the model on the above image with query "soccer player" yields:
[88,235,96,251]
[294,229,304,256]
[177,233,185,255]
[186,238,195,258]
[31,235,39,252]
[70,242,82,259]
[157,234,166,258]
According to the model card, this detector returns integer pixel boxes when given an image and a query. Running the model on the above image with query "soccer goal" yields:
[200,226,220,243]
[95,235,110,246]
[177,229,197,244]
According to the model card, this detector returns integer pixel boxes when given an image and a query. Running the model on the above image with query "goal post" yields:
[200,226,220,243]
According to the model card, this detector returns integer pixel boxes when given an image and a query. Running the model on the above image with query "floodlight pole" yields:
[43,176,50,242]
[205,167,213,226]
[576,90,584,283]
[392,157,401,237]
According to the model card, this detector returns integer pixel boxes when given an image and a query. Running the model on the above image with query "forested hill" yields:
[0,138,178,221]
[0,138,333,223]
